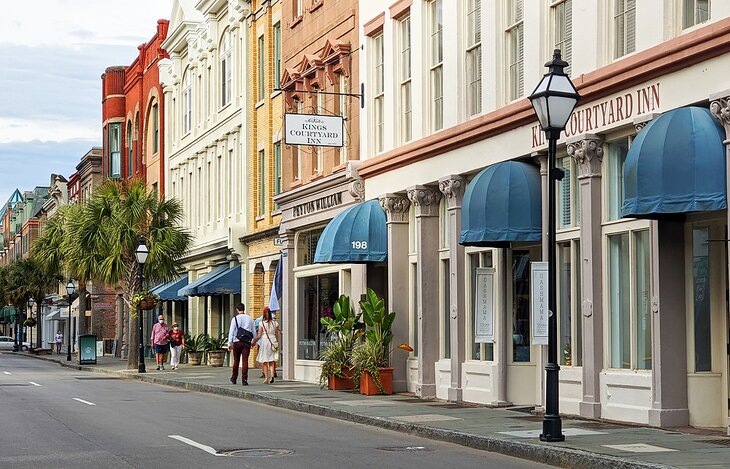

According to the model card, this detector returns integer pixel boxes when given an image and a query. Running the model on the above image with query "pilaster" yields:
[279,230,296,380]
[407,185,441,398]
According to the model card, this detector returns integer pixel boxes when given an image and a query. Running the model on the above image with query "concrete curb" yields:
[15,353,674,469]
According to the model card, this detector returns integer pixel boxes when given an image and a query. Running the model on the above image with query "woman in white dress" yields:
[253,307,280,384]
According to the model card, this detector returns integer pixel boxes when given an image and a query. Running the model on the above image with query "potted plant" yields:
[351,288,411,395]
[184,333,208,366]
[23,317,37,328]
[318,294,363,390]
[132,290,160,311]
[206,334,228,367]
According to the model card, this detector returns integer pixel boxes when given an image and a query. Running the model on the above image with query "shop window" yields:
[608,229,651,369]
[607,137,629,221]
[558,156,580,229]
[613,0,636,59]
[512,250,531,362]
[558,241,582,366]
[683,0,709,30]
[296,228,324,267]
[298,273,339,360]
[441,259,451,359]
[551,0,572,75]
[399,15,412,143]
[469,251,494,361]
[465,0,482,117]
[692,227,711,372]
[505,0,524,101]
[428,0,443,131]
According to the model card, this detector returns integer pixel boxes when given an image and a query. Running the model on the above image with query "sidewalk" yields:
[15,351,730,469]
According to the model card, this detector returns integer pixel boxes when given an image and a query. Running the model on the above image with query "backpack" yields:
[235,316,253,346]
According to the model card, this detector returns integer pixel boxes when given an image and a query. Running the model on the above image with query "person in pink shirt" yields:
[151,314,171,371]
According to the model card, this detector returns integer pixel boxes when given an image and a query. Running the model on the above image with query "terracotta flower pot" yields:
[328,367,355,391]
[208,350,226,367]
[188,351,203,366]
[360,367,394,396]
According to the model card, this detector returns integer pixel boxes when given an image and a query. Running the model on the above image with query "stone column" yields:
[407,185,442,398]
[438,175,466,402]
[279,230,296,381]
[567,133,604,419]
[379,193,411,393]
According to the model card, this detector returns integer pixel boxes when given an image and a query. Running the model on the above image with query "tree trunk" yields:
[78,279,88,335]
[127,303,139,369]
[115,293,124,358]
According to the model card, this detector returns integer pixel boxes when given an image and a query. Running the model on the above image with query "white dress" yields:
[257,320,279,363]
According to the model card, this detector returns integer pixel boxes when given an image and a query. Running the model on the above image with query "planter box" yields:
[188,351,204,366]
[360,367,394,396]
[328,368,355,391]
[208,350,226,367]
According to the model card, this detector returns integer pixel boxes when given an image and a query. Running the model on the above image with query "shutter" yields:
[475,0,482,44]
[626,0,636,54]
[561,160,571,227]
[564,0,573,74]
[517,24,524,97]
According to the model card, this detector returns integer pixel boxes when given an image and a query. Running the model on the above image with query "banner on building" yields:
[285,113,343,147]
[531,262,549,345]
[474,267,494,343]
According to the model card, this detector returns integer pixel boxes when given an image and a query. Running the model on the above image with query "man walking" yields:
[228,303,254,385]
[151,314,170,370]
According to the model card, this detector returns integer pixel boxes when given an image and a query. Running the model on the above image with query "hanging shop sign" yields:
[474,268,495,344]
[285,113,344,147]
[531,262,549,345]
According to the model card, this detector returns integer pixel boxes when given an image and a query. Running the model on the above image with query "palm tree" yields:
[4,259,59,348]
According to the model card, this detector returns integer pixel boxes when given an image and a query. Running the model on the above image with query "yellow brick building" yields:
[241,0,284,342]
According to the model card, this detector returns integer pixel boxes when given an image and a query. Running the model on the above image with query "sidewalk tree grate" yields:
[378,446,431,453]
[219,449,293,457]
[700,439,730,447]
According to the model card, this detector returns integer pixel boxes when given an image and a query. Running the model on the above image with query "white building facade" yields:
[352,0,730,431]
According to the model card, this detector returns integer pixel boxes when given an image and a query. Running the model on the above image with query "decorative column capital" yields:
[438,175,465,209]
[532,151,548,175]
[634,112,660,133]
[710,92,730,132]
[348,179,365,201]
[567,134,604,179]
[379,193,410,223]
[407,185,441,217]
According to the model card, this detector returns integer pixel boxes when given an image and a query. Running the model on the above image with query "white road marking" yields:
[168,435,221,456]
[3,371,11,375]
[29,382,41,386]
[72,398,96,406]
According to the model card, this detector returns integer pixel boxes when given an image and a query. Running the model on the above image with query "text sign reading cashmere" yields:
[531,262,549,345]
[285,113,344,147]
[474,268,495,343]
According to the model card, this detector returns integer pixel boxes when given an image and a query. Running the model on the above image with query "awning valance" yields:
[1,306,18,318]
[622,106,727,219]
[314,199,387,263]
[195,265,241,296]
[151,274,189,301]
[178,265,228,297]
[460,161,542,247]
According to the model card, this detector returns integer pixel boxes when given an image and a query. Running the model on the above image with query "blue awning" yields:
[178,265,228,297]
[151,274,188,301]
[622,106,727,219]
[460,161,542,247]
[195,265,241,296]
[314,199,387,263]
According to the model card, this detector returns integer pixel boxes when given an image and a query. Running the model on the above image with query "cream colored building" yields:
[159,0,251,337]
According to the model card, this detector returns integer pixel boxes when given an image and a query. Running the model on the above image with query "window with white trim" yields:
[683,0,710,29]
[613,0,636,59]
[551,0,572,75]
[465,0,482,117]
[273,22,282,88]
[506,0,524,101]
[557,155,580,229]
[468,250,494,361]
[127,120,133,177]
[109,123,121,178]
[372,33,385,154]
[152,103,159,154]
[399,15,412,143]
[429,0,443,131]
[183,72,192,134]
[558,240,582,366]
[221,30,233,107]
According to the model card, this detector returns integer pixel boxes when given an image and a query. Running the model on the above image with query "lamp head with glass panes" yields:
[135,236,149,265]
[66,281,75,296]
[528,49,580,139]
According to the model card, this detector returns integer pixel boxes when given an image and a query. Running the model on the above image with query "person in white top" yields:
[227,303,255,385]
[252,307,280,384]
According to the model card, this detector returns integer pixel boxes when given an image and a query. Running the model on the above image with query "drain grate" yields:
[378,446,430,453]
[700,439,730,447]
[219,448,293,457]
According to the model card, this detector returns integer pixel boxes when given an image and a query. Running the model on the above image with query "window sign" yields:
[531,261,549,345]
[285,113,344,147]
[474,267,494,343]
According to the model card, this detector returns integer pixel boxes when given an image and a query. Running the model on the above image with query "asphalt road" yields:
[0,354,555,469]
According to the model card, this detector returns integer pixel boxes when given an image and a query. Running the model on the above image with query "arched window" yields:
[127,120,133,177]
[183,71,193,134]
[220,30,232,107]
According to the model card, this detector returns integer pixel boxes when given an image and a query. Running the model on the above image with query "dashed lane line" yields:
[29,381,41,386]
[72,398,96,406]
[168,435,221,456]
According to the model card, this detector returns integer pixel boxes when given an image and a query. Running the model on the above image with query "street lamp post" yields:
[135,236,149,373]
[12,309,19,352]
[528,49,580,443]
[27,297,34,351]
[66,281,75,362]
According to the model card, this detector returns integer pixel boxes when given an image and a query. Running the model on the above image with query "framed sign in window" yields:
[474,267,494,343]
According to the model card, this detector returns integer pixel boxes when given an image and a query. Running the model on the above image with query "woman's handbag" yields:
[263,322,279,353]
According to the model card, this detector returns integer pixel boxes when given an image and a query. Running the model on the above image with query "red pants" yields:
[230,342,251,382]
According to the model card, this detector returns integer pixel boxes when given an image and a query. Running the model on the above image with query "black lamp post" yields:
[12,308,19,352]
[27,297,34,351]
[528,49,580,443]
[66,281,75,362]
[135,236,149,373]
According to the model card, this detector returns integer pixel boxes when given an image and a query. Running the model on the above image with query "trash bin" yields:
[78,334,97,365]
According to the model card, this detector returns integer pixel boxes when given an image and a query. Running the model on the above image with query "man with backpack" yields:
[227,303,255,385]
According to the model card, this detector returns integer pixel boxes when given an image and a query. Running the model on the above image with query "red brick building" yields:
[101,20,169,196]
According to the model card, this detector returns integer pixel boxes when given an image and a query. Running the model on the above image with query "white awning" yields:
[46,309,64,321]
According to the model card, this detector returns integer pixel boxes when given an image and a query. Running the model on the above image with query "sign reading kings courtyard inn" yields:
[285,113,344,147]
[531,82,661,148]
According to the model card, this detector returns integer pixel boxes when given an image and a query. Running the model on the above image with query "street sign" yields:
[285,113,343,147]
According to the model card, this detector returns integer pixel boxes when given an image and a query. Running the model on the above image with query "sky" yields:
[0,0,174,204]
